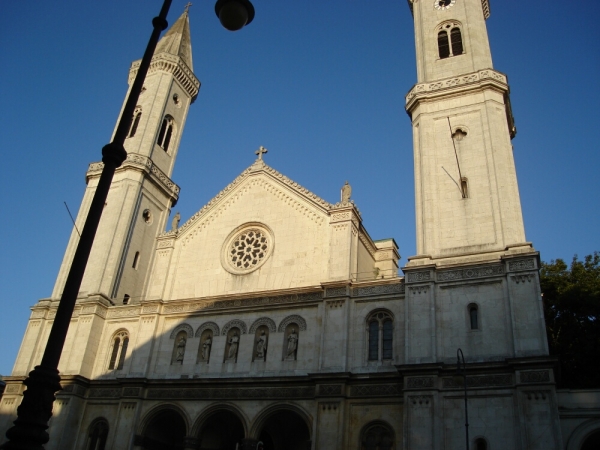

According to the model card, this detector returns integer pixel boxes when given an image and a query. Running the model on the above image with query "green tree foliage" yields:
[541,252,600,388]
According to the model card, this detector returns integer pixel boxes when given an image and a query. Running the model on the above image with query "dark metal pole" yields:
[457,348,469,450]
[1,2,172,449]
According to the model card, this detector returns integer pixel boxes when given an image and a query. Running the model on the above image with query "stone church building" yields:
[2,1,599,449]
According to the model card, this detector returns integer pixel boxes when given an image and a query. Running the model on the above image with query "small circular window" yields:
[222,223,274,274]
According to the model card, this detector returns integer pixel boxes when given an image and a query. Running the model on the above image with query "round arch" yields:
[250,403,313,450]
[567,418,600,450]
[191,402,249,437]
[138,404,189,450]
[359,420,396,450]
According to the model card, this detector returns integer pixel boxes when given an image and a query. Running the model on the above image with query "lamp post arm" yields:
[1,2,172,449]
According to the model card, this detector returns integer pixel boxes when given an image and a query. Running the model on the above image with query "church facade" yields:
[2,1,599,449]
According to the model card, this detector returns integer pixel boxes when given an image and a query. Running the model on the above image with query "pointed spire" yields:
[155,9,194,70]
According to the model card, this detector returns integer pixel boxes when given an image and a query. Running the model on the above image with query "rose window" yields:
[222,224,274,274]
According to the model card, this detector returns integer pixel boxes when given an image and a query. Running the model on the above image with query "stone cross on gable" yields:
[184,2,193,12]
[255,146,268,160]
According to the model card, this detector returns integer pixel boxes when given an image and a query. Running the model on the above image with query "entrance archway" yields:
[141,408,187,450]
[197,410,245,450]
[255,408,311,450]
[581,430,600,450]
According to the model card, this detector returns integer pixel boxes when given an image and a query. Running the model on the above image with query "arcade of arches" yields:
[135,406,314,450]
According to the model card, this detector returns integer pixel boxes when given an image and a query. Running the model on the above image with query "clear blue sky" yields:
[0,1,598,376]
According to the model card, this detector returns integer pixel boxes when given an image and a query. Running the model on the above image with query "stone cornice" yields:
[407,0,490,20]
[161,160,334,239]
[405,69,508,111]
[87,153,180,202]
[129,52,200,102]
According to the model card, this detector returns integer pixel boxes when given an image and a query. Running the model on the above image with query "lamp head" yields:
[215,0,255,31]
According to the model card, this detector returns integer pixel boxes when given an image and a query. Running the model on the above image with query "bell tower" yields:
[51,10,199,305]
[406,0,531,266]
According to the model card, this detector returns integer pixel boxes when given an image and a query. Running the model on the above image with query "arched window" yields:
[360,421,394,450]
[367,310,394,362]
[474,437,488,450]
[122,294,130,305]
[469,304,479,330]
[437,22,465,59]
[451,27,464,55]
[108,330,129,370]
[87,419,109,450]
[157,115,174,152]
[438,31,450,59]
[128,107,142,138]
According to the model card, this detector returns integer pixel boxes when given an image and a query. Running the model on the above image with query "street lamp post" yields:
[1,1,253,449]
[454,348,470,450]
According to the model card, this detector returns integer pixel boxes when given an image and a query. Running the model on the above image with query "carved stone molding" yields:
[141,304,160,314]
[318,385,343,396]
[524,390,550,401]
[511,274,534,284]
[195,321,220,337]
[408,395,432,407]
[353,283,405,297]
[221,319,247,336]
[406,377,434,389]
[146,386,314,400]
[406,69,506,104]
[170,323,194,339]
[163,291,322,315]
[88,388,121,399]
[156,239,175,249]
[351,384,401,397]
[325,287,348,297]
[87,154,179,200]
[508,259,536,272]
[4,384,20,394]
[123,387,141,397]
[277,315,307,332]
[31,310,46,319]
[327,300,345,308]
[406,271,431,283]
[443,374,512,388]
[320,402,340,411]
[129,52,200,100]
[409,286,429,295]
[106,306,141,319]
[249,317,277,333]
[519,370,550,383]
[437,265,503,282]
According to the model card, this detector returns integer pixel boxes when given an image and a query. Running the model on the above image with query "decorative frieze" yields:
[508,259,535,272]
[318,385,343,396]
[406,271,431,283]
[123,387,141,397]
[406,377,434,389]
[520,370,550,383]
[325,287,348,297]
[5,385,20,394]
[437,265,503,282]
[353,283,405,297]
[31,310,46,319]
[88,388,121,399]
[351,384,401,397]
[442,374,512,388]
[146,386,314,400]
[141,304,160,314]
[107,306,142,319]
[156,239,175,249]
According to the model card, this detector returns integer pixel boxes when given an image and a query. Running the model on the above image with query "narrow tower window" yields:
[461,177,469,198]
[451,27,464,55]
[123,294,130,305]
[367,310,394,362]
[438,31,450,59]
[368,321,379,360]
[157,116,175,152]
[128,108,142,138]
[132,251,140,269]
[469,305,479,330]
[87,419,109,450]
[108,330,129,370]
